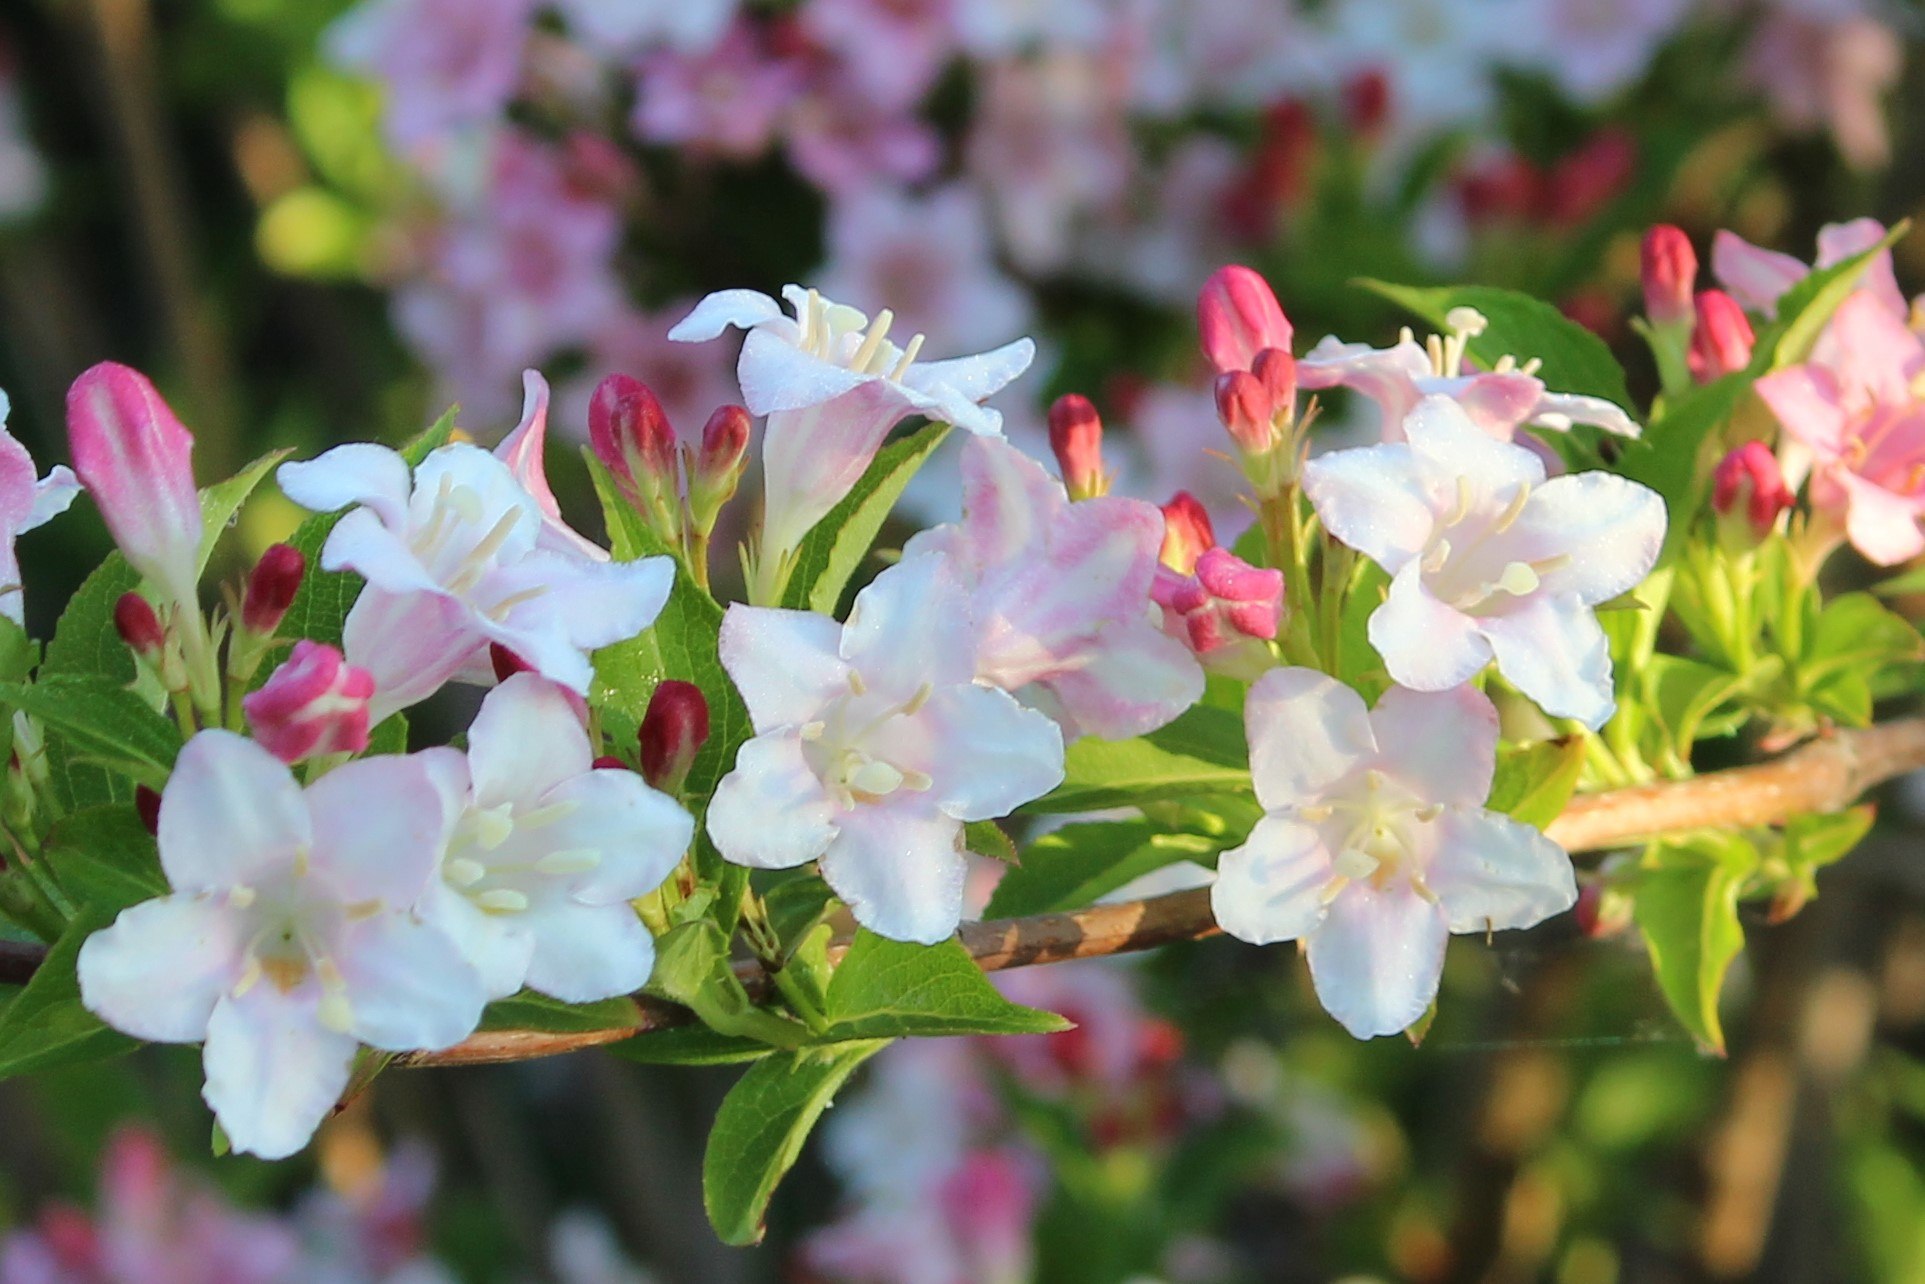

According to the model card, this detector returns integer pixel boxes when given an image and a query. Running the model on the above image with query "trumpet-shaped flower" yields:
[1303,397,1665,728]
[419,674,692,1002]
[76,732,486,1159]
[709,555,1064,943]
[1212,668,1576,1038]
[0,390,79,624]
[1756,291,1925,565]
[900,435,1202,740]
[670,285,1034,561]
[493,370,611,561]
[277,441,672,724]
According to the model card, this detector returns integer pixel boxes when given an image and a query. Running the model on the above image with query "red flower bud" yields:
[1047,394,1106,500]
[134,785,161,836]
[490,643,532,682]
[1214,370,1275,457]
[113,592,165,659]
[241,543,305,635]
[592,755,629,771]
[1197,265,1292,375]
[1711,442,1793,546]
[1688,290,1755,382]
[242,641,375,763]
[638,679,709,793]
[589,374,676,496]
[1158,492,1216,575]
[1341,68,1391,138]
[697,404,751,482]
[1640,224,1698,327]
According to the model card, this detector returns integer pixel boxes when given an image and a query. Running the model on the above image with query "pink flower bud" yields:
[588,374,676,498]
[1194,548,1285,640]
[1688,290,1755,382]
[1214,370,1276,456]
[1711,442,1793,546]
[1158,492,1216,575]
[696,404,751,483]
[638,679,709,792]
[1047,394,1106,500]
[1197,265,1292,375]
[592,755,629,771]
[240,543,304,635]
[66,363,202,609]
[242,641,375,763]
[1640,224,1698,327]
[113,592,165,659]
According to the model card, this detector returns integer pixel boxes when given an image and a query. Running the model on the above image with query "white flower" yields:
[0,389,79,624]
[708,555,1064,944]
[669,285,1034,569]
[278,441,673,724]
[77,732,485,1159]
[419,674,693,1002]
[1212,668,1576,1039]
[1302,396,1665,729]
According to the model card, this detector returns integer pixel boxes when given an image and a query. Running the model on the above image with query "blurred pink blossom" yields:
[630,22,804,160]
[327,0,535,152]
[799,0,960,112]
[1744,4,1902,170]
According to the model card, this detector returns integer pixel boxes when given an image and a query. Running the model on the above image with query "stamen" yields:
[799,720,826,741]
[1421,540,1452,574]
[232,956,263,999]
[1295,804,1335,822]
[898,768,933,792]
[1443,476,1474,526]
[900,682,932,716]
[535,849,603,875]
[476,889,530,913]
[847,670,867,696]
[445,857,486,888]
[470,805,514,851]
[1492,482,1531,533]
[1413,803,1444,823]
[316,960,354,1033]
[293,846,310,879]
[1319,876,1351,905]
[850,309,895,374]
[1493,561,1540,597]
[846,758,904,797]
[227,886,257,910]
[1332,847,1377,881]
[888,334,926,381]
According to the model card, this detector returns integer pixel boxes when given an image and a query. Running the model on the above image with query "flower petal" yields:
[1481,595,1615,729]
[1530,391,1641,438]
[904,338,1036,404]
[319,508,441,594]
[423,882,531,1001]
[536,768,693,904]
[1756,366,1849,459]
[1837,470,1925,565]
[201,988,357,1160]
[708,734,839,869]
[819,806,967,945]
[1370,684,1498,808]
[277,443,413,529]
[1426,809,1576,933]
[1305,885,1448,1039]
[667,289,785,342]
[1211,815,1335,945]
[738,326,872,416]
[78,896,238,1043]
[1711,229,1806,316]
[335,912,486,1051]
[1367,564,1493,692]
[1242,667,1375,810]
[522,902,659,1003]
[913,684,1064,821]
[303,756,451,906]
[1301,442,1436,570]
[1401,396,1546,492]
[842,555,977,693]
[1513,472,1666,605]
[718,605,849,730]
[466,673,594,806]
[158,731,310,893]
[1033,621,1205,741]
[343,586,484,725]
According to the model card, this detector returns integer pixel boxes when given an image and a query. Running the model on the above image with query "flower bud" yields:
[638,679,709,793]
[592,755,629,771]
[1574,880,1633,939]
[66,363,202,612]
[1688,290,1755,382]
[134,784,162,836]
[242,641,375,763]
[1711,442,1793,550]
[240,543,305,635]
[686,404,751,535]
[1341,68,1390,139]
[1194,548,1284,641]
[1158,492,1216,575]
[1640,224,1697,327]
[1197,265,1292,375]
[113,592,165,660]
[1047,394,1107,500]
[589,374,682,539]
[489,642,532,682]
[1214,370,1276,457]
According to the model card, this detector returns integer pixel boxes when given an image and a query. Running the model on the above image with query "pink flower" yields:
[1641,224,1698,326]
[1153,547,1284,676]
[901,435,1203,741]
[1688,290,1756,382]
[785,79,942,195]
[1712,442,1795,549]
[630,22,803,160]
[65,363,202,613]
[326,0,535,152]
[1743,9,1902,171]
[244,642,376,762]
[0,390,78,625]
[494,370,612,561]
[991,961,1183,1097]
[1756,290,1925,565]
[800,0,960,113]
[1197,265,1293,376]
[1712,217,1907,322]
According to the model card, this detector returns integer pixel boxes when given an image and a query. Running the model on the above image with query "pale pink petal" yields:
[819,806,968,944]
[320,508,443,594]
[1452,371,1544,437]
[1756,365,1849,458]
[343,587,484,727]
[1368,565,1493,693]
[466,672,594,805]
[77,896,238,1043]
[158,731,310,893]
[1300,443,1436,570]
[841,556,977,693]
[707,734,839,868]
[902,337,1036,405]
[1211,815,1335,945]
[1371,684,1498,808]
[276,442,413,529]
[759,386,915,553]
[718,605,849,729]
[1426,810,1576,933]
[738,325,873,416]
[1035,622,1205,741]
[335,913,486,1051]
[521,901,657,1003]
[496,370,609,561]
[1242,667,1375,810]
[1836,470,1925,565]
[302,756,451,906]
[1815,217,1906,318]
[533,768,693,904]
[201,988,357,1160]
[1305,885,1449,1039]
[1711,229,1807,316]
[1530,391,1641,438]
[1514,472,1667,604]
[667,289,785,342]
[1402,396,1546,491]
[1480,595,1615,728]
[913,684,1063,821]
[1824,290,1924,405]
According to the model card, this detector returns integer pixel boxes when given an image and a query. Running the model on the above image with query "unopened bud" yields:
[134,785,161,836]
[687,404,751,535]
[1341,68,1390,139]
[114,592,165,659]
[1047,394,1107,500]
[1158,493,1216,575]
[490,643,532,683]
[1711,442,1793,551]
[1640,224,1697,327]
[242,642,374,763]
[1197,265,1292,375]
[590,374,682,539]
[1214,370,1276,457]
[1688,290,1755,382]
[1574,880,1633,939]
[638,679,709,793]
[592,755,629,771]
[241,543,305,635]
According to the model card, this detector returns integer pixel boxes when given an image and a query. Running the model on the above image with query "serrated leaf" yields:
[821,930,1069,1040]
[607,1024,773,1066]
[780,422,950,614]
[478,992,645,1035]
[41,807,166,914]
[1357,280,1633,409]
[963,820,1018,863]
[0,677,181,790]
[1024,704,1249,814]
[1635,839,1755,1054]
[984,820,1221,918]
[1486,737,1586,832]
[703,1039,891,1245]
[0,908,135,1079]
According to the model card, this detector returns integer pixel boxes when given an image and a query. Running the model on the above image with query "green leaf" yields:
[1764,220,1910,368]
[1357,280,1633,408]
[1025,704,1249,814]
[984,820,1221,918]
[821,930,1070,1040]
[1782,806,1875,876]
[41,807,165,913]
[703,1039,892,1245]
[1634,838,1755,1054]
[963,820,1018,863]
[1803,592,1922,689]
[1619,375,1750,564]
[1486,737,1586,831]
[781,422,950,614]
[478,992,645,1035]
[607,1024,774,1066]
[0,908,135,1079]
[647,920,809,1047]
[0,677,182,790]
[1641,655,1748,761]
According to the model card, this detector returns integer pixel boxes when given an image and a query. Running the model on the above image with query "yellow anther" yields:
[535,849,602,875]
[476,888,530,914]
[1493,561,1541,597]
